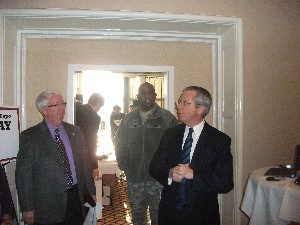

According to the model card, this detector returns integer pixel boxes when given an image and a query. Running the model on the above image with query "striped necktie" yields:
[176,127,194,209]
[54,128,73,189]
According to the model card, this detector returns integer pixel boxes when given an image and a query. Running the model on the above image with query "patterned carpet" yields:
[97,177,132,225]
[97,176,151,225]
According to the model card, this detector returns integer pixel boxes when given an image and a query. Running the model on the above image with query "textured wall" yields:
[26,39,212,128]
[1,1,300,224]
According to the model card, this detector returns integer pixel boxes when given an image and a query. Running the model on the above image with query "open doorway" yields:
[72,69,169,159]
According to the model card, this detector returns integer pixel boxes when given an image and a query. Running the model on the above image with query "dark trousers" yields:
[158,205,188,225]
[34,184,84,225]
[158,205,220,225]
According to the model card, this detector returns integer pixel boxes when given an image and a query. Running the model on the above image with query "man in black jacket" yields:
[76,93,105,178]
[149,86,234,225]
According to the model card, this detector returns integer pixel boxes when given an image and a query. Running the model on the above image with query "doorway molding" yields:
[68,64,174,123]
[0,9,243,224]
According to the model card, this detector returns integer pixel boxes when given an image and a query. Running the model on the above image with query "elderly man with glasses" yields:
[16,91,96,225]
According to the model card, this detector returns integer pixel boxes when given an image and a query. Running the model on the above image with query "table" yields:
[95,159,118,219]
[95,177,103,219]
[241,167,300,225]
[95,159,121,215]
[98,159,120,175]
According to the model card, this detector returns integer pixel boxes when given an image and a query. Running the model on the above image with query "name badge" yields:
[146,124,161,129]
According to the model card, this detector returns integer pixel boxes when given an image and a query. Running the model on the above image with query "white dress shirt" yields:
[168,120,205,185]
[183,120,205,162]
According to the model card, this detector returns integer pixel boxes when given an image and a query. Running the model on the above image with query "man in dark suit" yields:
[16,91,96,225]
[149,86,234,225]
[75,93,105,178]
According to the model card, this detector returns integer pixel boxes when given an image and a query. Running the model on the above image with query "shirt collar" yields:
[185,120,205,137]
[45,120,64,135]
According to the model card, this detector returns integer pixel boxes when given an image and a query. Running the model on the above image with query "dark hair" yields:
[183,86,212,118]
[88,93,105,106]
[138,82,155,94]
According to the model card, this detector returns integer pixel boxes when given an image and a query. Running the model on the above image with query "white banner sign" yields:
[0,107,20,162]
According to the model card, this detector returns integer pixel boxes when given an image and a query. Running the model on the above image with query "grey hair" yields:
[36,91,61,113]
[88,93,105,106]
[183,86,212,118]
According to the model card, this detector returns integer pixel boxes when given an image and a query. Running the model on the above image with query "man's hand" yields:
[22,211,35,225]
[92,168,100,179]
[178,163,193,179]
[169,166,185,182]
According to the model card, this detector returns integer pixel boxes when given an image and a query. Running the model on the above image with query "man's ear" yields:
[197,105,205,117]
[41,108,47,116]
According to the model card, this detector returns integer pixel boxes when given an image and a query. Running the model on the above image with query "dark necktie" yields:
[176,127,194,209]
[54,128,73,189]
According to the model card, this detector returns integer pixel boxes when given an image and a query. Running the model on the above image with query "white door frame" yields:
[67,64,174,123]
[0,9,243,225]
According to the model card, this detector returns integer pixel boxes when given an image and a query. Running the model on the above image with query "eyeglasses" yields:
[47,102,67,108]
[175,100,192,107]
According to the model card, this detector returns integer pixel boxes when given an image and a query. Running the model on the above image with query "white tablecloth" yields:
[241,167,300,225]
[95,159,121,219]
[98,159,120,175]
[95,178,102,219]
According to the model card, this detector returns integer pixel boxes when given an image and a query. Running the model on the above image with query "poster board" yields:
[0,106,20,162]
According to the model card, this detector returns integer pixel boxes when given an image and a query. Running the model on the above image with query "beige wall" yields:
[1,1,300,224]
[25,39,212,127]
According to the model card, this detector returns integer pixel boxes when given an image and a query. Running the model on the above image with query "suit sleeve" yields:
[77,129,96,196]
[15,132,35,212]
[81,122,98,169]
[192,135,234,193]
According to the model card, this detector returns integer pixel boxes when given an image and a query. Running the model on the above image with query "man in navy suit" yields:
[149,86,234,225]
[16,91,96,225]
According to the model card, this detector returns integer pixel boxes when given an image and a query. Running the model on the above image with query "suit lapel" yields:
[191,123,212,165]
[38,121,62,164]
[174,124,186,161]
[63,122,76,149]
[63,122,79,164]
